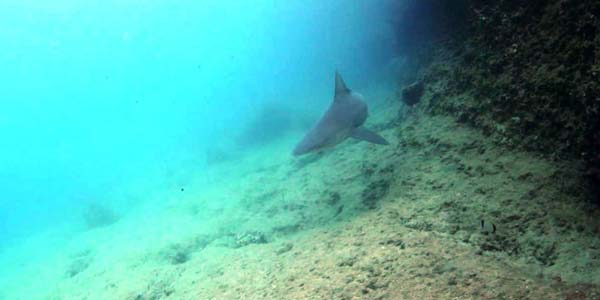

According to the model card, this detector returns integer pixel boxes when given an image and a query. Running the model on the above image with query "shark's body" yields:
[293,71,389,156]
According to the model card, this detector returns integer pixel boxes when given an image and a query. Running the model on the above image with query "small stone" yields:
[337,255,358,267]
[447,277,458,286]
[276,243,294,255]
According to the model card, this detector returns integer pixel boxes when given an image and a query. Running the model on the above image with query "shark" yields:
[293,71,389,156]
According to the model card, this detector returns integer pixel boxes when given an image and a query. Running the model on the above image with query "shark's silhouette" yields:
[293,71,389,156]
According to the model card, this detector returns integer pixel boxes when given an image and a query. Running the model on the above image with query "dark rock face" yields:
[437,0,599,159]
[395,0,600,201]
[589,145,600,203]
[401,81,425,106]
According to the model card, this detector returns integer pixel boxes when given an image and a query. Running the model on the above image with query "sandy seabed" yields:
[1,84,599,300]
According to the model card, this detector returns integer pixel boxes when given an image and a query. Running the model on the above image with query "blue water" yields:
[0,0,398,251]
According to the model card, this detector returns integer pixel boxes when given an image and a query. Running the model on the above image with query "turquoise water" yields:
[0,1,396,238]
[2,2,600,299]
[0,1,399,298]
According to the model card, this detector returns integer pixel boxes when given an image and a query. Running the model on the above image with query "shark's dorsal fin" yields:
[334,71,351,99]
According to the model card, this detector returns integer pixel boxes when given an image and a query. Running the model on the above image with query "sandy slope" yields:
[1,84,600,300]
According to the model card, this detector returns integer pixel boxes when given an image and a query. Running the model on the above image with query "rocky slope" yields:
[391,0,600,203]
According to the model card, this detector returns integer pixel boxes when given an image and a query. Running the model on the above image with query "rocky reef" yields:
[392,0,600,203]
[401,81,425,106]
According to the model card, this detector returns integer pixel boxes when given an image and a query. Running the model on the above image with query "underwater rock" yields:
[360,162,378,178]
[379,238,406,249]
[528,239,558,267]
[401,81,425,106]
[334,205,344,217]
[233,231,268,248]
[432,261,457,276]
[563,284,600,300]
[66,250,92,277]
[66,257,91,277]
[337,254,358,267]
[361,179,391,209]
[326,191,341,206]
[132,278,175,300]
[588,147,600,204]
[275,243,294,255]
[162,244,191,265]
[83,203,119,229]
[272,223,302,235]
[480,219,496,235]
[160,234,214,265]
[423,0,600,164]
[404,218,433,232]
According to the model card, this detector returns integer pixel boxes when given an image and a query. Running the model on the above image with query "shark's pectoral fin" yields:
[351,127,389,145]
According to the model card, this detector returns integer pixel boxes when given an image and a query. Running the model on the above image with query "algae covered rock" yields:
[214,231,269,249]
[425,0,600,163]
[65,249,93,278]
[160,234,215,265]
[401,81,425,106]
[361,179,391,209]
[235,231,268,247]
[275,242,294,255]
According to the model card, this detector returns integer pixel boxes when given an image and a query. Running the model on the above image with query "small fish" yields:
[480,219,496,234]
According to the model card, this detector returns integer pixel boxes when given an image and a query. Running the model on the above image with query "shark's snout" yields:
[292,146,305,156]
[292,138,313,156]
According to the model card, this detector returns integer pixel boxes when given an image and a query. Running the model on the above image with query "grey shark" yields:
[293,71,389,156]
